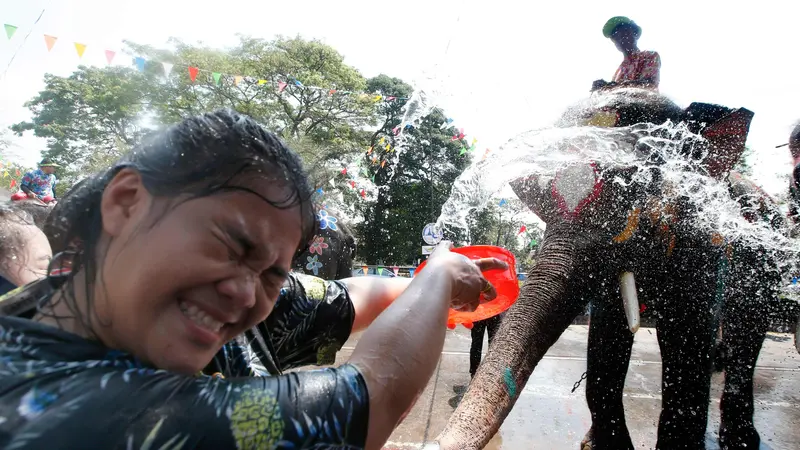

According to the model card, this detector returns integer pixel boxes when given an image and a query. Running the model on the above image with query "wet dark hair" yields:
[0,203,41,278]
[42,109,317,330]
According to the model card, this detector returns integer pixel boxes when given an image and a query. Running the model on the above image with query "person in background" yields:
[0,109,507,449]
[591,16,661,92]
[784,122,800,228]
[0,203,52,296]
[469,312,505,378]
[20,158,59,202]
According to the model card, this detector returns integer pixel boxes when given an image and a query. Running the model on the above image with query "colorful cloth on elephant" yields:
[613,50,661,88]
[0,273,368,449]
[20,168,56,198]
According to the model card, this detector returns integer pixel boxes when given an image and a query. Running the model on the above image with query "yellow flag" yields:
[373,94,382,102]
[257,79,268,85]
[74,43,87,58]
[379,137,385,144]
[3,171,7,178]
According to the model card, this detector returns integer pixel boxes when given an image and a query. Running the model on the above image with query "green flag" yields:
[459,146,467,156]
[212,72,222,85]
[4,24,17,40]
[377,267,384,276]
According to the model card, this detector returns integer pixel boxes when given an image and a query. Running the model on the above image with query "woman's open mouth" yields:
[178,301,226,343]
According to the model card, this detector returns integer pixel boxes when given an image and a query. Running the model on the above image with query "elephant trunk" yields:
[436,224,585,449]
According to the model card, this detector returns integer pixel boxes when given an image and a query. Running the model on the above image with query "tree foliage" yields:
[10,35,534,266]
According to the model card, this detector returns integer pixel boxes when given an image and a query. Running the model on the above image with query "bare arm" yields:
[347,243,507,449]
[342,276,413,332]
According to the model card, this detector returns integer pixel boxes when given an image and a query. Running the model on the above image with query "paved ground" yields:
[331,325,800,449]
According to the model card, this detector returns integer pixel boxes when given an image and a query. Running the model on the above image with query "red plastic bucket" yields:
[415,245,519,329]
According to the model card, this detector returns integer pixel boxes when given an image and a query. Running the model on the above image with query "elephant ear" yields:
[683,103,754,179]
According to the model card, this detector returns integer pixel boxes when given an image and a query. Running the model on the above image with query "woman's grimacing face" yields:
[92,169,303,374]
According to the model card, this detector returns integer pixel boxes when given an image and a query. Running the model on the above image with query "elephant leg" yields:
[470,320,489,378]
[584,281,635,450]
[718,249,776,449]
[655,247,719,449]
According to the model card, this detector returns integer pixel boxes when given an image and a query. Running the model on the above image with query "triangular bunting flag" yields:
[518,225,527,235]
[294,79,303,87]
[328,178,335,187]
[234,75,243,86]
[409,268,416,278]
[74,43,86,58]
[134,56,145,71]
[212,72,221,85]
[373,95,382,102]
[386,96,396,101]
[328,89,337,95]
[14,169,20,177]
[362,265,368,275]
[162,62,173,76]
[499,199,507,207]
[44,35,57,52]
[257,79,268,85]
[4,24,17,40]
[277,82,287,93]
[360,189,366,198]
[104,50,115,65]
[188,66,199,82]
[2,171,7,178]
[377,267,384,276]
[392,266,399,275]
[9,179,16,188]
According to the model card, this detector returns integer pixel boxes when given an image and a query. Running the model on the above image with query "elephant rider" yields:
[0,109,509,449]
[19,158,59,202]
[592,16,661,92]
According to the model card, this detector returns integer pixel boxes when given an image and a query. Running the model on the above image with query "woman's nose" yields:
[216,274,257,309]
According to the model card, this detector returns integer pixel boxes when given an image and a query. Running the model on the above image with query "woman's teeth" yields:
[179,301,224,333]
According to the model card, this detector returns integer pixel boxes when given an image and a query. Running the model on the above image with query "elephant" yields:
[291,208,357,280]
[579,170,786,450]
[430,87,781,449]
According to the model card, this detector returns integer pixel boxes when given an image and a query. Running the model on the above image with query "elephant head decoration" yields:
[433,87,773,449]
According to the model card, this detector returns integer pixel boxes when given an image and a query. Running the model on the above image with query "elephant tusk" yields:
[619,271,640,334]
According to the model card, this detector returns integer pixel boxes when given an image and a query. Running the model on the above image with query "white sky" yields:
[0,0,798,197]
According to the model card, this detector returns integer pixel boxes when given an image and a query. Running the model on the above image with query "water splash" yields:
[436,120,798,271]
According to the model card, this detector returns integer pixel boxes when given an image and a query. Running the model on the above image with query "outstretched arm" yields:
[343,276,413,331]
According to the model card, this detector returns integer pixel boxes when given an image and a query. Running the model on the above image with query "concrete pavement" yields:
[330,325,800,449]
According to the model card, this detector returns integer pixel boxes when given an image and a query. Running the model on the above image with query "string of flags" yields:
[3,22,497,205]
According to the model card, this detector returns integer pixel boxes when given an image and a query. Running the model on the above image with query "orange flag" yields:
[362,265,368,275]
[234,75,243,86]
[188,67,199,82]
[10,179,16,188]
[44,35,57,52]
[74,43,87,58]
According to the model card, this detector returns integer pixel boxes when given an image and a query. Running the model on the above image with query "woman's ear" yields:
[100,169,149,238]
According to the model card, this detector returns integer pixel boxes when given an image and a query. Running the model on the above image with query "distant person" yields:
[19,158,59,202]
[592,16,661,92]
[0,203,52,296]
[469,312,505,378]
[784,123,800,227]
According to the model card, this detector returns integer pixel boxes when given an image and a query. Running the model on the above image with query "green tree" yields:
[10,65,150,185]
[353,75,471,265]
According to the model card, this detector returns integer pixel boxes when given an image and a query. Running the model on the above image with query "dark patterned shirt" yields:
[0,273,369,449]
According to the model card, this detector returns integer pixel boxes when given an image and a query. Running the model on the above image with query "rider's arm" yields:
[19,172,36,197]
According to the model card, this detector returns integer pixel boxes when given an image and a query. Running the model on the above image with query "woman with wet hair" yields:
[0,109,505,449]
[0,203,52,296]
